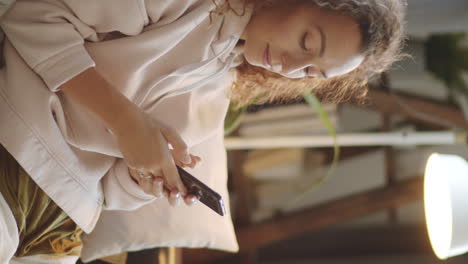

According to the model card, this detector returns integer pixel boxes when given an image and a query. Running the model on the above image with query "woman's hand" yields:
[113,105,201,206]
[128,156,201,206]
[60,68,200,206]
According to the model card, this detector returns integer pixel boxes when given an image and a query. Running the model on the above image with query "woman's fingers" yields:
[186,154,201,168]
[184,194,198,206]
[152,177,164,198]
[148,130,186,195]
[157,141,187,194]
[175,160,184,168]
[139,174,198,207]
[161,159,187,195]
[160,125,191,165]
[173,152,202,169]
[168,189,181,206]
[136,170,154,195]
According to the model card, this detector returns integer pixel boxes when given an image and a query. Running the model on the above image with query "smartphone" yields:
[176,166,226,216]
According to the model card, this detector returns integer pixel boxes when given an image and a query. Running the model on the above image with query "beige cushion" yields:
[80,130,238,262]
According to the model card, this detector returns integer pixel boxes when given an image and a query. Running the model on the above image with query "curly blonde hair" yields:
[221,0,407,108]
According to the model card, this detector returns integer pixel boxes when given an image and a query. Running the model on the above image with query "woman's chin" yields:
[250,61,271,71]
[244,55,263,69]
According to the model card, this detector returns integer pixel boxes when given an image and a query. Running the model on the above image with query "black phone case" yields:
[177,166,226,216]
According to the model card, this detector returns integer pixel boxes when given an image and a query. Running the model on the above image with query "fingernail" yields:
[171,191,181,206]
[190,196,198,204]
[183,153,192,164]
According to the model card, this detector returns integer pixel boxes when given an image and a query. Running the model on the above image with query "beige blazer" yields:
[0,0,251,234]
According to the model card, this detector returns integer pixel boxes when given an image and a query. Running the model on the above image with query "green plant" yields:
[283,92,340,208]
[425,33,468,99]
[224,102,248,136]
[223,92,340,209]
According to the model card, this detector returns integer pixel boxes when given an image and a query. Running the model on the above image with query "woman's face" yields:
[241,1,364,79]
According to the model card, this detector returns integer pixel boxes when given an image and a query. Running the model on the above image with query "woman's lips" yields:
[263,44,272,68]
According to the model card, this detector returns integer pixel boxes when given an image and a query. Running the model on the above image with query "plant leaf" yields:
[281,92,340,209]
[224,103,247,136]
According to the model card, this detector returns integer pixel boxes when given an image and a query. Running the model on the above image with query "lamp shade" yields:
[424,153,468,259]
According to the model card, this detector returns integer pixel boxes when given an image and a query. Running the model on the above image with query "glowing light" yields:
[424,154,453,259]
[424,153,468,259]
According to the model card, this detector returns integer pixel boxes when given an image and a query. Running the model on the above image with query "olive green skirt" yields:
[0,144,83,258]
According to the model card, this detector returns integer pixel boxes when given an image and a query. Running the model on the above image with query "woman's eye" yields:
[302,32,309,51]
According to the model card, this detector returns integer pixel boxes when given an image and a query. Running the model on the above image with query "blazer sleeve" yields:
[0,0,96,92]
[101,158,156,211]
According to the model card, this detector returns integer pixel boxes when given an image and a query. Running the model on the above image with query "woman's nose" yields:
[280,53,313,76]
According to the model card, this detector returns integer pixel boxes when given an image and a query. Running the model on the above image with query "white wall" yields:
[406,0,468,39]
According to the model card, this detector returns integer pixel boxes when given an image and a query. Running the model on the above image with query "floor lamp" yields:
[425,153,468,259]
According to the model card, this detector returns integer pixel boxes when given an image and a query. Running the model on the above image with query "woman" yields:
[0,0,405,262]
